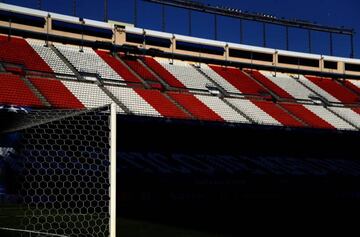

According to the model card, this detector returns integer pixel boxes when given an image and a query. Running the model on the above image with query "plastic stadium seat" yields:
[250,100,304,127]
[143,57,186,88]
[29,77,84,109]
[62,80,124,112]
[0,36,52,73]
[155,58,214,90]
[121,56,159,82]
[0,74,43,107]
[211,66,268,96]
[302,104,355,130]
[248,70,297,100]
[280,102,334,129]
[96,50,142,84]
[226,98,281,126]
[328,106,360,129]
[200,64,240,94]
[345,80,360,95]
[353,107,360,115]
[105,85,161,117]
[54,44,122,81]
[134,88,190,119]
[27,39,75,78]
[194,94,249,123]
[168,92,224,121]
[304,76,359,104]
[254,71,315,100]
[294,104,354,130]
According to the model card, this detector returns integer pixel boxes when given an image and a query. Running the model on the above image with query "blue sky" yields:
[3,0,360,58]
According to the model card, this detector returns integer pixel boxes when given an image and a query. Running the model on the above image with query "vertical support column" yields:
[320,56,324,72]
[286,26,289,50]
[45,14,50,47]
[188,10,192,36]
[274,50,278,76]
[262,22,266,47]
[109,103,117,237]
[162,4,166,32]
[329,32,333,56]
[214,14,218,40]
[73,0,77,16]
[308,29,312,53]
[134,0,138,27]
[79,19,84,52]
[115,27,126,45]
[350,32,355,58]
[225,44,229,63]
[104,0,108,22]
[240,19,243,44]
[170,36,175,64]
[142,29,146,50]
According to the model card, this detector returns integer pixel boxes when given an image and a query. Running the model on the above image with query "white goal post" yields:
[110,103,117,237]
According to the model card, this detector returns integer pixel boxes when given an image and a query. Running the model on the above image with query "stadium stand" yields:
[347,79,360,91]
[353,107,360,115]
[133,89,190,119]
[62,80,124,112]
[0,74,43,107]
[28,77,84,109]
[167,92,224,121]
[344,80,360,96]
[250,100,304,127]
[143,57,187,88]
[297,75,343,103]
[303,104,355,130]
[210,66,270,96]
[304,76,359,104]
[105,85,161,117]
[349,79,360,88]
[120,55,159,83]
[155,57,214,90]
[257,71,317,101]
[279,102,334,129]
[96,50,142,84]
[53,43,123,81]
[0,35,52,73]
[328,106,360,128]
[199,65,241,94]
[245,70,294,99]
[225,98,282,126]
[0,34,358,131]
[194,94,249,123]
[27,39,75,78]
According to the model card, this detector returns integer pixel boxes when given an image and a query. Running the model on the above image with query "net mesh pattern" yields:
[1,106,111,237]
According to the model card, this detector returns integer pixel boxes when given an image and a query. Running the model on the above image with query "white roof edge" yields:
[276,49,321,59]
[322,55,360,64]
[50,12,80,23]
[0,3,47,17]
[144,29,173,39]
[174,34,226,47]
[125,26,144,35]
[227,42,275,54]
[83,18,113,29]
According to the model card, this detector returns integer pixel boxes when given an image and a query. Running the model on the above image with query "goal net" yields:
[0,104,116,237]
